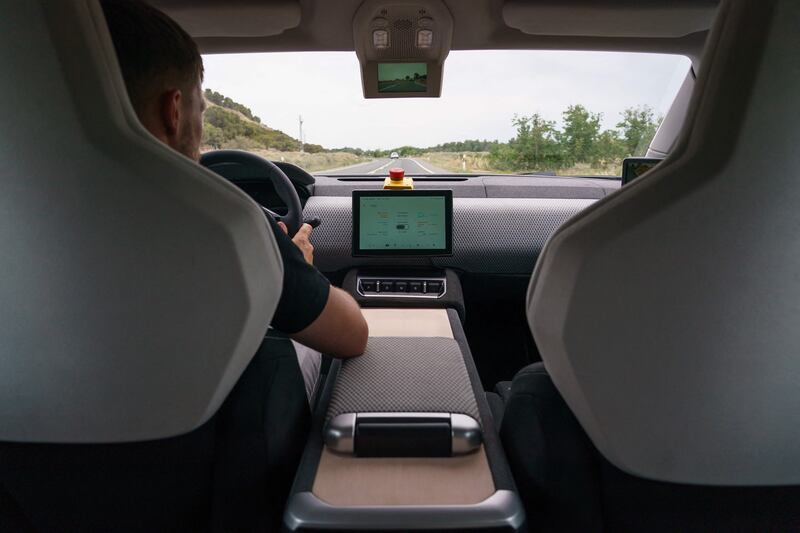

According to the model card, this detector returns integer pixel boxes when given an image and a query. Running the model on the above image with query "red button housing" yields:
[389,168,405,181]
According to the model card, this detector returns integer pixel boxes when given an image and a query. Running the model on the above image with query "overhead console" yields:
[353,0,453,98]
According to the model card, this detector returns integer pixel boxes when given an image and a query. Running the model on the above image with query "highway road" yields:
[320,157,451,176]
[378,80,427,92]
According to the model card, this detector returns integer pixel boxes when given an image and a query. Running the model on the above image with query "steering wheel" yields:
[200,150,303,236]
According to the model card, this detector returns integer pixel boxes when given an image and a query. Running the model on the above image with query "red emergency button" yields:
[389,168,405,181]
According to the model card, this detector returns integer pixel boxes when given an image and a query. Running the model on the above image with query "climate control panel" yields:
[357,276,446,299]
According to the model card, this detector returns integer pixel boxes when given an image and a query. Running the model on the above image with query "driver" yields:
[100,0,369,395]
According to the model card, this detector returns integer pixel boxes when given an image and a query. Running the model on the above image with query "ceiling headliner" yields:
[151,0,716,61]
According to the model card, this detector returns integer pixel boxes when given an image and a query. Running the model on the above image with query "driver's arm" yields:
[291,286,368,358]
[267,218,368,358]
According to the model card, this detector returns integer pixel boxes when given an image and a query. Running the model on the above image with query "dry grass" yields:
[416,152,496,173]
[416,152,621,177]
[200,147,371,173]
[253,150,371,172]
[557,162,621,177]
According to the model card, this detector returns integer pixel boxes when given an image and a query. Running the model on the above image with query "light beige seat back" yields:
[528,0,800,485]
[0,0,283,443]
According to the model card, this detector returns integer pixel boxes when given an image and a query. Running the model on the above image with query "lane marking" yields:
[368,159,394,174]
[409,158,435,174]
[320,159,382,174]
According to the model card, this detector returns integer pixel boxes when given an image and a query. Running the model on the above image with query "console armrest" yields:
[284,309,524,532]
[323,336,482,457]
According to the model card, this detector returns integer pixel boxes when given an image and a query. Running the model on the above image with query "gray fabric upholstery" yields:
[305,196,595,274]
[485,392,505,429]
[503,1,717,39]
[526,0,800,485]
[327,337,481,424]
[0,0,283,443]
[495,381,513,405]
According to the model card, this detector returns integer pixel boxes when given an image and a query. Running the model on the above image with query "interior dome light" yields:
[373,29,389,48]
[417,29,433,48]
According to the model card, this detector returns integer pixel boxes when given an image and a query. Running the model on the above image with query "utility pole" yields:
[299,115,304,153]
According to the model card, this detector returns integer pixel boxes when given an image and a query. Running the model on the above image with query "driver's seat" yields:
[0,1,296,531]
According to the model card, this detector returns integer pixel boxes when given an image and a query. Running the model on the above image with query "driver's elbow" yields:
[336,314,369,358]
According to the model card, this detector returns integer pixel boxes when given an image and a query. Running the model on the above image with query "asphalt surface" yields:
[378,80,427,93]
[320,157,451,176]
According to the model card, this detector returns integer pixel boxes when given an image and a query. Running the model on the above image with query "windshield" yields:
[201,50,690,177]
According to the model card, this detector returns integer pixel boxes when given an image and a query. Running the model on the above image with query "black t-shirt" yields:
[266,217,331,334]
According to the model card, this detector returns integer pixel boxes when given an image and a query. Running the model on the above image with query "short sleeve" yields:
[267,217,331,334]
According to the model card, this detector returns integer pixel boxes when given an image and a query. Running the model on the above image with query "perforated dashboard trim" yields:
[305,196,595,274]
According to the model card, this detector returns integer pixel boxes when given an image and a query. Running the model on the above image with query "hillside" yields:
[201,89,324,153]
[201,89,368,171]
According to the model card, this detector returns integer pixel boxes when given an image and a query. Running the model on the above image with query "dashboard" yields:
[216,166,619,276]
[305,195,595,275]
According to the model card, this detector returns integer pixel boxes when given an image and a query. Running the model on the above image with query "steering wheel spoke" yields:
[199,150,303,236]
[261,205,281,220]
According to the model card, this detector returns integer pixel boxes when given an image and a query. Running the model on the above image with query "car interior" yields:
[2,0,799,531]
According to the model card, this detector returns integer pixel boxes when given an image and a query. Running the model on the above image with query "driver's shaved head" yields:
[101,0,203,118]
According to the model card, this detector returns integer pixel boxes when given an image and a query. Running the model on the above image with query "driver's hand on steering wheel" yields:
[278,221,314,265]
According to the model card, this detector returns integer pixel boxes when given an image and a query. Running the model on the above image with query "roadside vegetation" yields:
[248,150,369,173]
[201,89,661,176]
[403,105,662,176]
[202,89,330,153]
[201,89,371,171]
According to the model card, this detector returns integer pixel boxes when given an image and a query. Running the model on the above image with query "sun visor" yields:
[503,0,717,38]
[157,0,301,38]
[354,0,453,98]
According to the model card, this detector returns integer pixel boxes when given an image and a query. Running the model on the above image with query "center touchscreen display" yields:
[352,190,453,256]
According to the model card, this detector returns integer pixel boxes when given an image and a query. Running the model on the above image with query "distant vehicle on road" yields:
[390,151,399,159]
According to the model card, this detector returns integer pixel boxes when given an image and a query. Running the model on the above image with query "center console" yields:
[283,293,524,531]
[356,274,446,298]
[344,268,465,320]
[282,189,524,531]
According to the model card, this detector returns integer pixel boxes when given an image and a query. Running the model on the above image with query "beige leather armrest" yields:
[361,308,453,338]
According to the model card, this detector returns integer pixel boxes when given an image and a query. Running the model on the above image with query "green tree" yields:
[204,88,261,122]
[512,114,562,169]
[429,139,501,153]
[595,129,625,164]
[617,106,661,157]
[203,106,302,152]
[202,123,225,149]
[560,104,602,165]
[490,113,562,171]
[304,143,324,154]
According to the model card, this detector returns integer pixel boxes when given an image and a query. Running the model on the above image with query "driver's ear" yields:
[158,88,182,137]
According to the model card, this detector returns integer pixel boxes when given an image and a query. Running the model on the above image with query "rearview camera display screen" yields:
[378,63,428,93]
[352,190,452,256]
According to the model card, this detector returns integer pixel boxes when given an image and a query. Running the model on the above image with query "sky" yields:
[202,50,690,151]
